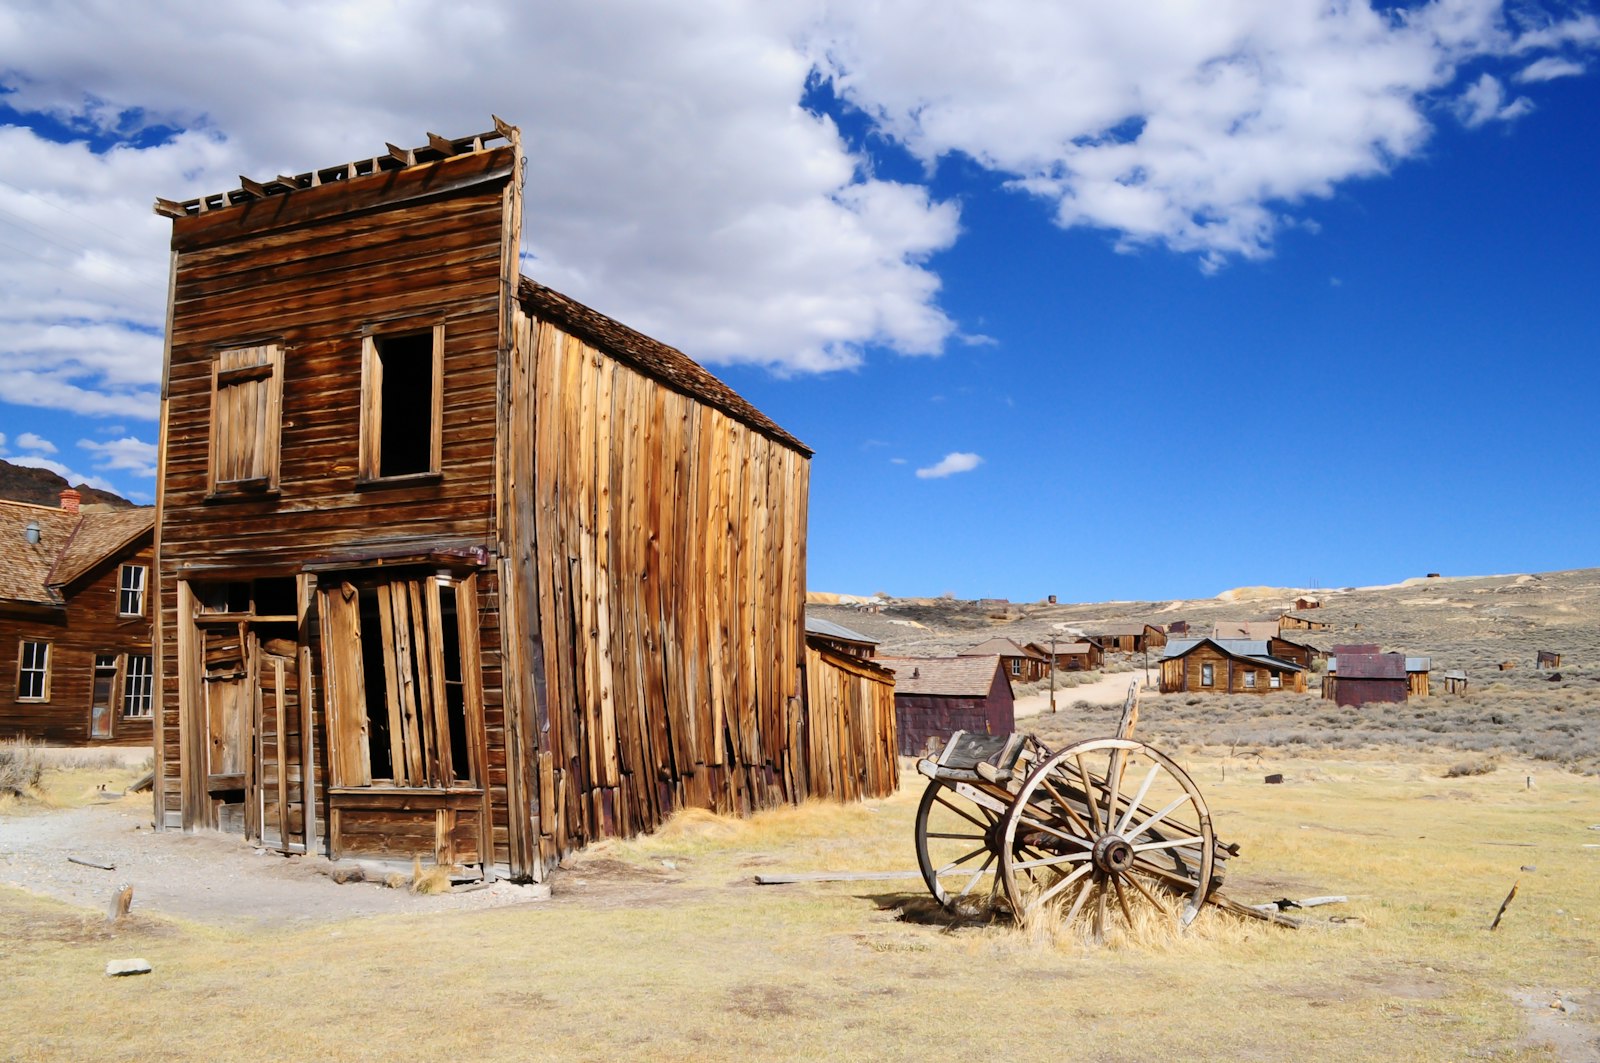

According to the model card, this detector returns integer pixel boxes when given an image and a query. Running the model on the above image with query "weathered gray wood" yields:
[68,856,115,871]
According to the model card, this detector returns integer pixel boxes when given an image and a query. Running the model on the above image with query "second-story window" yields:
[118,564,146,616]
[360,325,443,481]
[210,343,284,493]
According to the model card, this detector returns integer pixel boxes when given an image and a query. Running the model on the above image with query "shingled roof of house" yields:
[960,637,1044,660]
[873,655,1006,697]
[0,501,154,606]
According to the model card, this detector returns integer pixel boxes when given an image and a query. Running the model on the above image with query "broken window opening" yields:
[361,327,443,481]
[322,574,476,789]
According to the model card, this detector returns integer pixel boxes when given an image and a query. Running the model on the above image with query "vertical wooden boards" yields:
[800,644,899,801]
[523,313,842,877]
[318,582,371,787]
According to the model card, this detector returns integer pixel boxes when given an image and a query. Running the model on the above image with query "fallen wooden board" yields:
[756,870,931,885]
[1249,894,1348,913]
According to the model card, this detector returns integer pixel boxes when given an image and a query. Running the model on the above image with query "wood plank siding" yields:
[802,642,897,802]
[152,124,866,882]
[1159,642,1305,695]
[1,516,154,745]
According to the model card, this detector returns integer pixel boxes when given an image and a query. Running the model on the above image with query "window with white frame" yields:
[1200,662,1214,688]
[1244,670,1257,689]
[119,564,147,616]
[123,654,153,718]
[17,641,50,701]
[1269,672,1282,689]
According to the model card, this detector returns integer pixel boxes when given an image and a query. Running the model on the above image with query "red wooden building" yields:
[873,655,1014,756]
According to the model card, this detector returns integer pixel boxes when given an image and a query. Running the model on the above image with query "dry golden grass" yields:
[2,748,1596,1061]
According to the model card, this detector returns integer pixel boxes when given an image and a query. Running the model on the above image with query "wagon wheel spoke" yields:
[1125,793,1191,844]
[1074,755,1102,834]
[1111,874,1138,930]
[1132,835,1207,854]
[1038,773,1095,840]
[1009,850,1093,873]
[1115,764,1160,836]
[1123,865,1173,915]
[1061,874,1095,926]
[916,779,1003,912]
[1094,874,1108,942]
[1024,861,1093,916]
[933,791,994,832]
[951,851,996,900]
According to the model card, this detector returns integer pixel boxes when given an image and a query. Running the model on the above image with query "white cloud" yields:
[916,452,983,479]
[15,432,57,453]
[78,435,158,477]
[1454,73,1535,126]
[805,0,1596,264]
[1516,56,1586,82]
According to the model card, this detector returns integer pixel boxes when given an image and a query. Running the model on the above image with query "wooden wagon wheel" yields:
[997,737,1215,940]
[913,777,1007,911]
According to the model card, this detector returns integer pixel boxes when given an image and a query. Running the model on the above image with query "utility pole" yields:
[1049,633,1059,713]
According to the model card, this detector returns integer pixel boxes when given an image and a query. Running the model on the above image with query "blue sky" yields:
[2,2,1597,602]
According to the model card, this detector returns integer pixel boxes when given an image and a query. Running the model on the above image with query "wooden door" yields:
[255,651,302,852]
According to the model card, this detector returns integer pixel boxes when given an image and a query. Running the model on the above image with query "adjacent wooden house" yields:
[1091,623,1167,654]
[1,495,155,745]
[149,122,879,883]
[1026,639,1103,672]
[802,635,897,801]
[961,637,1048,682]
[1159,638,1306,694]
[1279,612,1331,632]
[873,655,1013,756]
[1266,635,1321,671]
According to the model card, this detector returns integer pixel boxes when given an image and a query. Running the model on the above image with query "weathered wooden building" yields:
[1537,650,1562,669]
[149,122,880,882]
[1091,623,1167,654]
[1266,635,1321,670]
[1295,597,1321,611]
[873,655,1013,756]
[1,495,154,745]
[1321,653,1409,707]
[1026,639,1103,672]
[802,636,897,800]
[961,637,1048,682]
[804,614,878,659]
[1279,612,1331,632]
[1159,638,1306,694]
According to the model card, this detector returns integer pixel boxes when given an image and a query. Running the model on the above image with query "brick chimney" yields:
[59,488,81,513]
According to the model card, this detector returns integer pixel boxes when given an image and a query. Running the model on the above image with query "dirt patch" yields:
[1512,989,1600,1061]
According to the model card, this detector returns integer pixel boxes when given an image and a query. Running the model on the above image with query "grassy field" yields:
[3,747,1597,1061]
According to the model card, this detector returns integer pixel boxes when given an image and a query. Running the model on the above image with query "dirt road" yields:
[1012,670,1152,719]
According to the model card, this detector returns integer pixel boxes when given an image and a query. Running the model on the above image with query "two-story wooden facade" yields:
[1,496,154,745]
[150,122,843,882]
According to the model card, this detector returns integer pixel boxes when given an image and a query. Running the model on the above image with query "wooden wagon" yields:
[912,685,1285,939]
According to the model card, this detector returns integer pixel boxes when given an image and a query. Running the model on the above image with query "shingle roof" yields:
[50,508,155,588]
[873,655,1005,697]
[1331,653,1407,679]
[1161,637,1303,672]
[805,614,876,646]
[518,279,810,456]
[961,637,1044,660]
[0,501,154,606]
[1092,623,1158,637]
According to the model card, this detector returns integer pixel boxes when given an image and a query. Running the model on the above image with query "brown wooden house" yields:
[1159,638,1306,694]
[1091,623,1167,654]
[873,655,1013,756]
[1266,635,1321,671]
[149,121,882,883]
[1278,612,1331,632]
[1295,597,1321,611]
[1,495,155,745]
[961,637,1048,682]
[1027,639,1103,672]
[802,636,896,800]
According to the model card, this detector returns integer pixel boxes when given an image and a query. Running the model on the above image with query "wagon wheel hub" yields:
[1092,833,1135,876]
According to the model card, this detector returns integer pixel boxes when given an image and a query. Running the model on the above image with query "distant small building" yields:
[1295,597,1322,611]
[1322,652,1409,707]
[1166,620,1189,635]
[961,637,1049,682]
[1091,623,1167,654]
[1213,620,1280,641]
[1278,612,1331,632]
[1406,657,1432,698]
[1027,639,1103,673]
[1266,635,1321,670]
[804,614,878,659]
[1159,638,1305,694]
[873,655,1014,756]
[1537,650,1562,669]
[1444,670,1468,694]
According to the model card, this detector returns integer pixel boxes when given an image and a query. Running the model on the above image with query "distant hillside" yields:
[0,458,134,509]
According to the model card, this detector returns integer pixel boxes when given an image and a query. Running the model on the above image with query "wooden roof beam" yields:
[152,197,188,219]
[238,175,270,199]
[385,142,414,166]
[426,131,457,157]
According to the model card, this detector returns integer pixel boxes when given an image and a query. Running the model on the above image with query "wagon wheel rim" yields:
[914,777,1004,911]
[998,738,1215,941]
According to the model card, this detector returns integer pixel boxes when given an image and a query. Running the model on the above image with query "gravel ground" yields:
[0,794,552,927]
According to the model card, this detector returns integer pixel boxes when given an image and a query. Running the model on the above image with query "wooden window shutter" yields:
[210,344,284,491]
[318,582,372,786]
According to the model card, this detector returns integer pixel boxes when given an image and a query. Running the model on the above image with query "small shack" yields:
[1027,639,1103,673]
[1444,670,1468,694]
[1295,597,1322,611]
[873,655,1013,756]
[1537,650,1562,669]
[962,637,1049,682]
[1091,623,1167,654]
[1323,653,1409,707]
[1159,638,1306,694]
[1406,657,1432,698]
[1,495,155,745]
[1166,620,1189,635]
